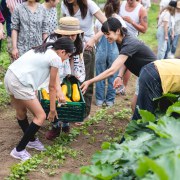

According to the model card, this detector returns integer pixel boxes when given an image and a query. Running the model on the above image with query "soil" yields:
[0,75,136,179]
[1,38,180,179]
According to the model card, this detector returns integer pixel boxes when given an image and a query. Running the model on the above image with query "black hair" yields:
[63,0,88,19]
[101,17,127,36]
[103,0,120,18]
[44,33,84,56]
[33,37,75,54]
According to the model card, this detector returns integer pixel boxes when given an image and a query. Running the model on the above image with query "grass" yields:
[139,4,159,50]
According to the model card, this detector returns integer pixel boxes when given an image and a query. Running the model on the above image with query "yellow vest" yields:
[154,59,180,94]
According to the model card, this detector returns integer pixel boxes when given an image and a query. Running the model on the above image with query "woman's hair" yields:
[63,0,88,19]
[101,17,127,36]
[103,0,120,18]
[45,33,83,56]
[161,5,175,16]
[33,37,75,54]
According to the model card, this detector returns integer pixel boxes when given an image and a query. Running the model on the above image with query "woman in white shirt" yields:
[4,37,75,161]
[61,0,106,118]
[157,5,175,59]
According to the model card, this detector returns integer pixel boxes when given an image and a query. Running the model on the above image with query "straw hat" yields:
[54,17,84,35]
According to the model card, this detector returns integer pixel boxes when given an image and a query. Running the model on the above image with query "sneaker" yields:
[167,52,175,59]
[10,148,31,161]
[106,101,114,107]
[45,127,61,140]
[116,85,126,96]
[62,126,70,133]
[27,138,46,151]
[96,101,104,107]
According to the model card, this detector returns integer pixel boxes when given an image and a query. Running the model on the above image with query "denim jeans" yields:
[165,30,179,58]
[132,63,163,120]
[95,36,119,105]
[171,34,179,54]
[157,26,167,60]
[83,48,95,117]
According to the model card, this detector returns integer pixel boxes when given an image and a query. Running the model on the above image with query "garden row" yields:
[62,93,180,180]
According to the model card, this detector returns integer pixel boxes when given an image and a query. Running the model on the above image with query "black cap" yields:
[169,1,177,8]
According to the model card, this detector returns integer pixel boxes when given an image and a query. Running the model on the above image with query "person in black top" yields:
[81,17,157,119]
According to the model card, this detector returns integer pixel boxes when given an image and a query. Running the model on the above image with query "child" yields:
[43,17,85,140]
[4,37,75,161]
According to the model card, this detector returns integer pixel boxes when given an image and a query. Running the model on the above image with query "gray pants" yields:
[83,48,95,118]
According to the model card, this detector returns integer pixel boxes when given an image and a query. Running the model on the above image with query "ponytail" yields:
[33,37,75,54]
[103,0,120,18]
[33,42,54,53]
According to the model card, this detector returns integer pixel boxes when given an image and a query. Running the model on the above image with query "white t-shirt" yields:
[95,13,127,32]
[61,0,100,42]
[158,10,171,28]
[9,49,61,91]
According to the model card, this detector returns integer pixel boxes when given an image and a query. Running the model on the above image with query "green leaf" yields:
[92,149,123,164]
[136,156,168,180]
[80,164,120,180]
[62,173,93,180]
[139,109,156,123]
[166,102,180,116]
[101,142,111,150]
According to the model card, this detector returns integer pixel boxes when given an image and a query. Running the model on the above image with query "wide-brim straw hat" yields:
[54,17,84,35]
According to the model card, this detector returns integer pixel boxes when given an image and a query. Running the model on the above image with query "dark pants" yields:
[132,63,163,120]
[1,0,11,37]
[83,48,95,118]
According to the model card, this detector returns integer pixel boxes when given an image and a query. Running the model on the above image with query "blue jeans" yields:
[157,26,167,60]
[95,36,119,105]
[165,30,179,58]
[171,34,179,54]
[132,63,163,120]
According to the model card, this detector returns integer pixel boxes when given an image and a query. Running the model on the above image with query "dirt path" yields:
[0,75,136,179]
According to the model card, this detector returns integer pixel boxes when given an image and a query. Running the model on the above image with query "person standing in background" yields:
[11,0,49,60]
[61,0,106,118]
[0,10,5,51]
[0,10,5,40]
[157,5,175,60]
[165,1,180,59]
[42,0,59,35]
